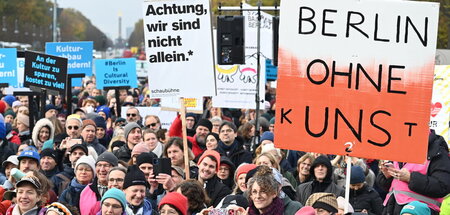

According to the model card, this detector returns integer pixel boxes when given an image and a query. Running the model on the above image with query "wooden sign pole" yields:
[179,97,190,179]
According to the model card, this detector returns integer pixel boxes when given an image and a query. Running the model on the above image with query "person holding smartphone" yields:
[376,130,450,215]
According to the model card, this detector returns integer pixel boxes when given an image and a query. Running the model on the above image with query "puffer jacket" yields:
[31,118,54,150]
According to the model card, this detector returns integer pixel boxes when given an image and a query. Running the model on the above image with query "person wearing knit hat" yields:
[305,192,339,214]
[234,163,257,194]
[131,142,150,164]
[15,113,31,142]
[269,117,275,132]
[12,100,21,111]
[296,156,344,205]
[336,196,354,215]
[113,122,142,162]
[95,95,107,107]
[136,152,157,179]
[44,104,58,118]
[123,166,154,214]
[59,155,95,208]
[100,188,127,215]
[3,109,15,124]
[97,105,111,120]
[31,118,55,150]
[159,192,188,215]
[81,118,107,155]
[348,165,383,214]
[39,148,59,178]
[93,116,110,149]
[196,149,231,207]
[2,95,15,107]
[400,201,431,215]
[169,114,211,158]
[260,131,274,145]
[218,156,236,190]
[78,151,118,215]
[295,206,316,215]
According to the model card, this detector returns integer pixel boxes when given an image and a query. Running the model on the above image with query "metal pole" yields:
[254,0,262,147]
[53,0,57,42]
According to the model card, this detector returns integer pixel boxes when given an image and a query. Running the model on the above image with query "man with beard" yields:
[296,155,345,205]
[114,122,143,162]
[196,149,231,207]
[169,116,212,157]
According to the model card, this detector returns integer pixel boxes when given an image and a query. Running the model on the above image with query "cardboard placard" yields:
[275,0,439,163]
[95,58,138,89]
[0,48,18,87]
[46,41,93,87]
[142,0,216,98]
[24,51,67,94]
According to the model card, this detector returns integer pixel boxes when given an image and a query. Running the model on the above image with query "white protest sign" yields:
[212,6,271,109]
[142,0,216,98]
[122,106,177,129]
[430,65,450,143]
[275,0,439,163]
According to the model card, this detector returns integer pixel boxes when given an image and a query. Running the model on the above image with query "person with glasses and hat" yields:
[50,144,88,196]
[80,151,119,215]
[99,188,127,215]
[59,155,96,209]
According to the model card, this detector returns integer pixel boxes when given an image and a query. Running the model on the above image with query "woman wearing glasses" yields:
[98,188,127,215]
[60,155,96,209]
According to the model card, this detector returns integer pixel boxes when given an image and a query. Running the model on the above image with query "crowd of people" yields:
[0,79,447,215]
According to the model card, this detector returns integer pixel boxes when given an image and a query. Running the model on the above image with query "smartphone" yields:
[153,158,171,177]
[208,209,233,215]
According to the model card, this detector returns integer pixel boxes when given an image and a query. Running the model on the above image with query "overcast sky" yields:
[58,0,142,40]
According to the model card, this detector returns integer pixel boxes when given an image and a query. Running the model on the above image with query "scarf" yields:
[127,202,144,215]
[248,197,284,215]
[151,142,163,157]
[311,180,331,193]
[218,140,238,157]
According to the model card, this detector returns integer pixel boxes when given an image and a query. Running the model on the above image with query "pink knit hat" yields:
[131,142,150,157]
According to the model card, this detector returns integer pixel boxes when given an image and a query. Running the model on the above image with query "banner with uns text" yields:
[275,0,439,163]
[142,0,216,98]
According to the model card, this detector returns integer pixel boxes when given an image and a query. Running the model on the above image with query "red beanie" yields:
[0,101,6,114]
[158,192,188,215]
[235,163,257,181]
[197,150,221,172]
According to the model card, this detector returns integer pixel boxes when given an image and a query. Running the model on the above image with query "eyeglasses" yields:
[96,163,112,169]
[127,113,137,117]
[77,168,92,173]
[108,178,124,183]
[146,123,157,128]
[102,202,122,210]
[67,126,79,130]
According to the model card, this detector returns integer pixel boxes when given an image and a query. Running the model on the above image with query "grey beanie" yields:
[124,122,141,140]
[97,151,118,166]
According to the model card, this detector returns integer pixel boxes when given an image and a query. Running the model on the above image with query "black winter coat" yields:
[349,184,383,215]
[203,175,232,207]
[113,143,132,162]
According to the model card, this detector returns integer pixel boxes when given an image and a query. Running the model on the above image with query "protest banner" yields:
[142,0,216,98]
[275,0,439,163]
[24,51,67,95]
[46,41,93,86]
[95,58,138,89]
[430,65,450,144]
[121,106,177,129]
[160,97,203,113]
[0,48,18,87]
[212,4,272,109]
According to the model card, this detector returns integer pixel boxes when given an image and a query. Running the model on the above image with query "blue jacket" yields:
[59,178,88,209]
